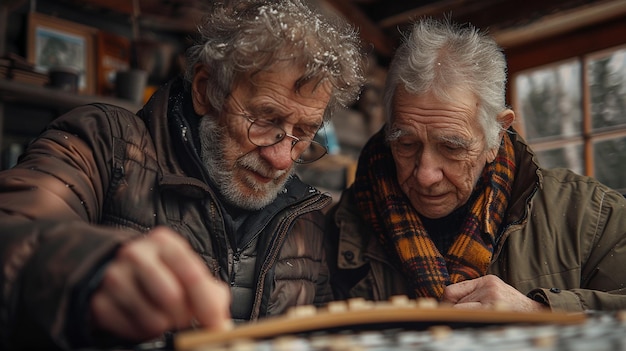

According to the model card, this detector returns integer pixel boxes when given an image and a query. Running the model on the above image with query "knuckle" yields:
[117,242,144,262]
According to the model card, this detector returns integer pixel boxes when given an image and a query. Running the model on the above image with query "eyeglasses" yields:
[236,113,328,164]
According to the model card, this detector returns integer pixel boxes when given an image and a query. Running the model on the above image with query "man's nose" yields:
[414,149,444,186]
[258,138,294,170]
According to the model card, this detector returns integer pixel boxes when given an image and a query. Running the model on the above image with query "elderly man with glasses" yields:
[0,1,365,350]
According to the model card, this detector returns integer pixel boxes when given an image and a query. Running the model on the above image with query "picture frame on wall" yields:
[27,12,98,94]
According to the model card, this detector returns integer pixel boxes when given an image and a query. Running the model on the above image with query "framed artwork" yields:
[96,31,131,96]
[27,12,98,94]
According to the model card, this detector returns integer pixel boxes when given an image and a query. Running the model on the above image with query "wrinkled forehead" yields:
[393,83,479,113]
[389,84,481,131]
[239,60,333,97]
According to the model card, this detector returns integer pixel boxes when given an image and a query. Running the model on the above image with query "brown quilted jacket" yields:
[0,78,332,350]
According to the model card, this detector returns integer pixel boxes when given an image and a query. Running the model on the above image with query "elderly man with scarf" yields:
[326,17,626,312]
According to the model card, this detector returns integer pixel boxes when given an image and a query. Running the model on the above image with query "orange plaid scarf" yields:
[354,128,516,299]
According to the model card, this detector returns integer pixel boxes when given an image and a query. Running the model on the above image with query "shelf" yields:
[0,79,142,113]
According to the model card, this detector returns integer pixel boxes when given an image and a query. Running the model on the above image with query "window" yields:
[512,45,626,193]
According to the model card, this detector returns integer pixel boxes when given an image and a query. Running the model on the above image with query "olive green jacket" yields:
[327,131,626,312]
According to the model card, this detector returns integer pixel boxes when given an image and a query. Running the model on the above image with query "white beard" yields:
[198,115,292,210]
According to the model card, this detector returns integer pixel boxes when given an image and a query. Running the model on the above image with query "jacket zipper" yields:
[249,193,331,320]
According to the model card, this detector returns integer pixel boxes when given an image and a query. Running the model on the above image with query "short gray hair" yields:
[383,17,508,148]
[185,0,365,121]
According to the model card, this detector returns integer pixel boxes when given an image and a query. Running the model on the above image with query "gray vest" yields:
[228,232,259,322]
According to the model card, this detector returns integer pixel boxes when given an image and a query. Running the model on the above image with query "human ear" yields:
[486,109,515,162]
[191,64,211,116]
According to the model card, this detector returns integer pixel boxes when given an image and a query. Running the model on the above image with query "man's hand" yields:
[90,226,232,341]
[441,275,548,312]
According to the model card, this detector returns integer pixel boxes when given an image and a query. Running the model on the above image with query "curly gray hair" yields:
[185,0,366,121]
[383,17,508,149]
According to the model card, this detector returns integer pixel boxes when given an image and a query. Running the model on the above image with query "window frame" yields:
[505,16,626,190]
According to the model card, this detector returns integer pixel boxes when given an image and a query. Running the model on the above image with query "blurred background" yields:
[1,0,625,201]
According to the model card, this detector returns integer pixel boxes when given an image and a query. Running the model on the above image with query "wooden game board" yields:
[174,296,587,350]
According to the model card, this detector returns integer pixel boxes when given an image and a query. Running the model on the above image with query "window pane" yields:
[534,145,584,175]
[588,47,626,130]
[594,137,626,192]
[514,60,582,141]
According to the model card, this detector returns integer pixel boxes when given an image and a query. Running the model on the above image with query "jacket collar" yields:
[503,129,542,231]
[136,76,210,195]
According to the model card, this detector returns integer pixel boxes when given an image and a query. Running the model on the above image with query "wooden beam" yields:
[321,0,395,57]
[75,0,134,15]
[493,0,626,48]
[378,0,468,29]
[506,15,626,74]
